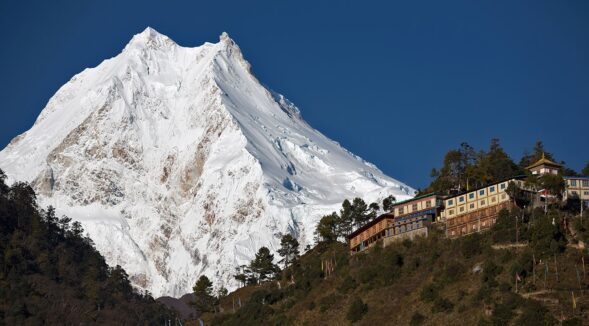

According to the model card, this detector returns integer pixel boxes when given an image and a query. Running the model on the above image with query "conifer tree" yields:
[192,275,216,313]
[249,247,280,283]
[315,212,339,243]
[382,195,396,212]
[277,234,300,269]
[582,162,589,176]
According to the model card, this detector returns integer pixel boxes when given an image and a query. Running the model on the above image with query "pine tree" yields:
[382,195,396,212]
[249,247,280,283]
[277,234,300,269]
[192,275,216,313]
[315,212,339,243]
[582,162,589,176]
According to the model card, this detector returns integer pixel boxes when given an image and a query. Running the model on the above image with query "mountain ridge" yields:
[0,27,415,297]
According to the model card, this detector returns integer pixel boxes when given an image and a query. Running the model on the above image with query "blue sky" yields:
[0,0,587,188]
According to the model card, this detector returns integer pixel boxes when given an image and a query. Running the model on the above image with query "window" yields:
[480,200,485,205]
[489,186,495,192]
[459,196,465,202]
[500,183,506,189]
[469,193,475,199]
[448,199,454,206]
[492,197,497,202]
[479,189,485,196]
[426,200,431,208]
[583,180,589,187]
[470,203,475,209]
[399,207,404,215]
[501,194,506,199]
[449,209,454,215]
[571,180,577,187]
[572,191,578,195]
[460,206,465,212]
[412,204,418,211]
[584,191,589,196]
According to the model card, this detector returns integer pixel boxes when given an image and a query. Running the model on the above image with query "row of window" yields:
[569,180,589,187]
[447,183,508,206]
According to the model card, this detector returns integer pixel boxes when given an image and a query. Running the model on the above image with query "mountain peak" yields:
[124,26,176,51]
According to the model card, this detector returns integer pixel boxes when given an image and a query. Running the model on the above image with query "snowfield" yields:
[0,27,415,297]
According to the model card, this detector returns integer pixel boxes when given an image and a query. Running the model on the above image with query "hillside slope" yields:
[206,208,588,325]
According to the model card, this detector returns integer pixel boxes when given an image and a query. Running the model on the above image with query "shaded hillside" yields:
[0,170,175,324]
[201,208,588,325]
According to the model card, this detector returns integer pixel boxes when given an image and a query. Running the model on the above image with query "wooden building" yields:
[348,193,444,254]
[348,213,394,254]
[441,177,525,238]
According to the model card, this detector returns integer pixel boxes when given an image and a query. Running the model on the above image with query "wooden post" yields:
[554,254,559,283]
[533,254,536,285]
[575,265,582,291]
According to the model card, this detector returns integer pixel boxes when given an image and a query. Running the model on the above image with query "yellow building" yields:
[564,176,589,207]
[440,178,525,237]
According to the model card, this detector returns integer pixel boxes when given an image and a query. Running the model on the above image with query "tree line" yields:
[0,169,175,324]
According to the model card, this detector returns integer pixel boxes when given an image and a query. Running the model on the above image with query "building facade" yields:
[564,176,589,207]
[348,214,395,254]
[348,194,443,254]
[441,178,524,238]
[526,153,562,175]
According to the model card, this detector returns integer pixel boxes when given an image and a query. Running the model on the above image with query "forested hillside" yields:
[0,169,175,324]
[201,208,588,325]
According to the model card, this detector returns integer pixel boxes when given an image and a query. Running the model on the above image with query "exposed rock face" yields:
[0,27,415,297]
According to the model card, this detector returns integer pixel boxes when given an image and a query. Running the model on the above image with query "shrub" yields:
[338,276,358,294]
[409,312,425,326]
[420,283,439,303]
[346,298,368,322]
[461,233,483,258]
[431,297,454,313]
[318,294,340,312]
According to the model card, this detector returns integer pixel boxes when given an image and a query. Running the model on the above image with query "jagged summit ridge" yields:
[0,28,415,297]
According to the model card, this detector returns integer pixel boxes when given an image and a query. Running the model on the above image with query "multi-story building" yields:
[348,213,394,254]
[441,177,525,238]
[348,193,444,254]
[564,176,589,207]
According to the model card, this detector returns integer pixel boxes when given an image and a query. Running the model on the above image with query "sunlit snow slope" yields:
[0,28,415,297]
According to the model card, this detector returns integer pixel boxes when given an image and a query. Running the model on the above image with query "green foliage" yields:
[382,195,396,211]
[0,169,174,324]
[530,211,566,257]
[250,247,280,284]
[515,299,556,326]
[337,276,358,294]
[346,298,368,322]
[461,233,483,258]
[538,174,565,200]
[193,275,216,313]
[315,212,339,243]
[277,233,300,269]
[420,283,439,303]
[431,297,454,313]
[491,209,516,243]
[582,162,589,177]
[427,140,520,194]
[318,294,340,312]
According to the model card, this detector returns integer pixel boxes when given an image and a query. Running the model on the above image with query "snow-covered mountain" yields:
[0,27,414,297]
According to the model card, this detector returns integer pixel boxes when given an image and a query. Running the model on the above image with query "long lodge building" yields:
[348,193,443,254]
[347,155,588,254]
